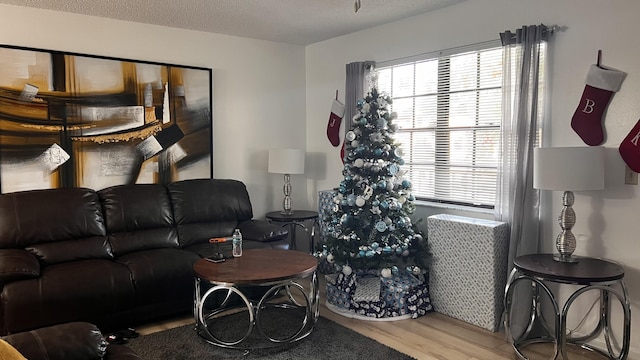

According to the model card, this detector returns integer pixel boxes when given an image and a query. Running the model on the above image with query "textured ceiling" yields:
[0,0,466,45]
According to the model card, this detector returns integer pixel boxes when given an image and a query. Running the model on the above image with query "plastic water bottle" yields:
[232,229,243,257]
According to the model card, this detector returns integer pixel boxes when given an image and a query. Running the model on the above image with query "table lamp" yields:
[268,148,305,215]
[533,146,604,263]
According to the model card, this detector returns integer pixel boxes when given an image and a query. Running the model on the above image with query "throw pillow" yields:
[0,339,27,360]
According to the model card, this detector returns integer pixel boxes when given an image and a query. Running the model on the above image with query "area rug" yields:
[127,312,414,360]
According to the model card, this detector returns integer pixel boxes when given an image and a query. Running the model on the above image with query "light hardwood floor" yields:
[136,277,607,360]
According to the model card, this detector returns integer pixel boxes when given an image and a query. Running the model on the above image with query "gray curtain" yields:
[345,61,375,138]
[496,24,553,267]
[496,24,554,336]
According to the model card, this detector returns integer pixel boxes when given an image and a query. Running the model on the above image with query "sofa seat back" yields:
[168,179,254,248]
[99,184,179,257]
[0,188,110,265]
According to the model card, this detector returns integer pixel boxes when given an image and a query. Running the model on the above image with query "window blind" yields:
[377,42,503,208]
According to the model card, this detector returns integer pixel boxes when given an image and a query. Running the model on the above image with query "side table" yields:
[265,210,319,253]
[503,254,631,360]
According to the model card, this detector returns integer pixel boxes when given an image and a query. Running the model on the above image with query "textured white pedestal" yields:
[427,214,509,331]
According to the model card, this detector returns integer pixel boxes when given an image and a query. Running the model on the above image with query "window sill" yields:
[414,199,494,216]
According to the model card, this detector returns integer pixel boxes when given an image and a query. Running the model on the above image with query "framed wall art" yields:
[0,44,212,193]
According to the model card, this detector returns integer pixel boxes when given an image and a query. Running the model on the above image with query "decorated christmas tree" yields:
[319,85,432,319]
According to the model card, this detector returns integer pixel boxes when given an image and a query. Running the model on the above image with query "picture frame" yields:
[0,44,213,193]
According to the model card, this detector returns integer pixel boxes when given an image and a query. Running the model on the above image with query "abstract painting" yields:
[0,45,212,193]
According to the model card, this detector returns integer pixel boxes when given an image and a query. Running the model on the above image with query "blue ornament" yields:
[402,180,411,188]
[359,250,366,257]
[398,159,405,165]
[391,266,399,274]
[365,250,375,257]
[383,246,392,254]
[371,242,379,249]
[372,200,380,206]
[378,180,386,189]
[357,99,365,107]
[397,217,406,227]
[347,194,356,206]
[374,148,383,156]
[389,164,399,175]
[380,200,389,209]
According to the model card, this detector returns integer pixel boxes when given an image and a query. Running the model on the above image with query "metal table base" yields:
[503,254,631,360]
[194,272,319,348]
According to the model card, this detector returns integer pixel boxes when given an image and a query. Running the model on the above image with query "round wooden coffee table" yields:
[193,249,319,348]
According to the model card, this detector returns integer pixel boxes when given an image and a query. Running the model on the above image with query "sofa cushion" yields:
[169,179,254,248]
[0,339,26,360]
[0,188,106,249]
[115,248,199,306]
[26,237,112,266]
[99,184,178,256]
[0,249,39,284]
[1,260,135,334]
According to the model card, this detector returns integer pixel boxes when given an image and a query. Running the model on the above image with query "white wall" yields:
[306,0,640,357]
[0,4,307,218]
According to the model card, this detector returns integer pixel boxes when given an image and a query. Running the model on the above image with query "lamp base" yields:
[280,209,294,215]
[553,253,578,263]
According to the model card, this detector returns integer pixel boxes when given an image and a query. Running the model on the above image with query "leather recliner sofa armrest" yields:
[2,322,120,360]
[237,220,288,242]
[0,249,40,286]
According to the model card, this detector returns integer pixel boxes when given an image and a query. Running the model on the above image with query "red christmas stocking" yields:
[619,119,640,172]
[327,99,345,147]
[571,64,626,146]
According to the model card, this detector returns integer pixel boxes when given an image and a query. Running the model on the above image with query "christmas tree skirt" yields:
[325,271,433,321]
[325,301,413,322]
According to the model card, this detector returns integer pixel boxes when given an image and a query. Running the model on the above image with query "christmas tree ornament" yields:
[381,268,392,278]
[346,130,356,141]
[342,265,353,276]
[327,98,345,147]
[619,119,640,172]
[571,61,626,146]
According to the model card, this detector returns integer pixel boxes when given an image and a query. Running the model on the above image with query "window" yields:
[377,43,503,208]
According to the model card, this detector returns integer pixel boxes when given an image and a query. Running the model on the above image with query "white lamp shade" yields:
[268,148,305,174]
[533,146,604,191]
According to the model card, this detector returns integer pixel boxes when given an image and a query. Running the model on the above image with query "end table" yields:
[265,210,319,253]
[503,254,631,360]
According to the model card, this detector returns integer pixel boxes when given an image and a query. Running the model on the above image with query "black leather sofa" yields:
[2,322,141,360]
[0,178,288,336]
